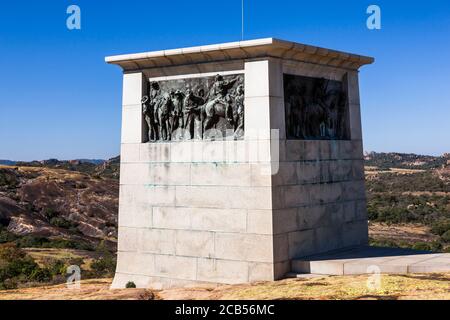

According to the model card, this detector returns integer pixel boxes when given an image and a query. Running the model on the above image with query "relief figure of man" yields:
[183,88,205,140]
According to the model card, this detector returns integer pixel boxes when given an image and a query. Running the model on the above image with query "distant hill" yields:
[0,160,16,166]
[76,159,106,165]
[364,152,449,170]
[7,157,120,180]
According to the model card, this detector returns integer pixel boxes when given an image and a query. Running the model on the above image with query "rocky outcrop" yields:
[0,164,119,245]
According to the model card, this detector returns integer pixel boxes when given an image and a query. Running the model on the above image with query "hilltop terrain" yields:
[0,158,120,289]
[364,151,450,170]
[365,152,450,251]
[0,159,119,248]
[1,274,449,300]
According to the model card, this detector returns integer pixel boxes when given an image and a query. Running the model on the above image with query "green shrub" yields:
[0,227,17,244]
[431,220,450,236]
[0,244,41,286]
[369,238,400,248]
[15,235,50,248]
[44,239,93,251]
[88,241,116,278]
[15,236,93,251]
[0,171,18,188]
[441,230,450,242]
[47,260,66,276]
[29,268,52,282]
[49,217,73,229]
[0,278,18,290]
[412,241,442,252]
[411,242,433,251]
[0,244,75,289]
[43,208,58,220]
[126,281,136,288]
[0,242,27,261]
[68,257,84,267]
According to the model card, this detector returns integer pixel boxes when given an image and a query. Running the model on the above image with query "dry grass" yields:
[0,279,153,300]
[23,248,101,269]
[369,222,440,244]
[1,274,449,300]
[365,166,427,178]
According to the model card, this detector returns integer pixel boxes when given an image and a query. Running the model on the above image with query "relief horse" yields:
[202,96,233,138]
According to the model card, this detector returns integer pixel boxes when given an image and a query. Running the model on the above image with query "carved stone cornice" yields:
[105,38,374,72]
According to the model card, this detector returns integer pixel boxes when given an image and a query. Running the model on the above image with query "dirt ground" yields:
[369,222,440,244]
[0,273,449,300]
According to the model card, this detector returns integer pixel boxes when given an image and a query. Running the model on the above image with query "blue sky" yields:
[0,0,449,160]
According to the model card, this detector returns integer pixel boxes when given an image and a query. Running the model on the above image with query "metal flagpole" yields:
[241,0,244,40]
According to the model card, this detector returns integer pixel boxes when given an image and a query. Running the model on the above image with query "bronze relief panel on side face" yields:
[284,74,350,141]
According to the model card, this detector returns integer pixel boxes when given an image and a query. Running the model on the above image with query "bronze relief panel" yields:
[142,74,244,142]
[284,74,350,140]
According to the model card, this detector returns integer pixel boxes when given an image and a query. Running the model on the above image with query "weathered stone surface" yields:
[118,203,152,228]
[189,208,247,232]
[175,230,215,258]
[190,163,251,186]
[342,220,369,247]
[122,72,146,106]
[297,161,321,184]
[140,143,171,163]
[247,210,273,235]
[314,225,344,254]
[121,105,143,144]
[248,262,274,282]
[273,162,298,186]
[215,233,273,262]
[291,247,450,276]
[152,207,190,230]
[120,143,140,163]
[197,259,249,284]
[154,255,197,280]
[117,227,138,252]
[273,209,298,234]
[273,233,290,262]
[139,228,176,255]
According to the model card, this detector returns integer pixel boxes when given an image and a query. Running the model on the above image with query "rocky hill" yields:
[0,158,119,249]
[10,157,120,180]
[364,151,449,170]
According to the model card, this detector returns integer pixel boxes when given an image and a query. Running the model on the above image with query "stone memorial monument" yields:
[106,38,374,288]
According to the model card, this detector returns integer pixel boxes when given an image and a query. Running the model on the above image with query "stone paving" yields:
[292,246,450,275]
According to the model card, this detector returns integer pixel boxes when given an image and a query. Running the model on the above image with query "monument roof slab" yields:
[106,38,374,71]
